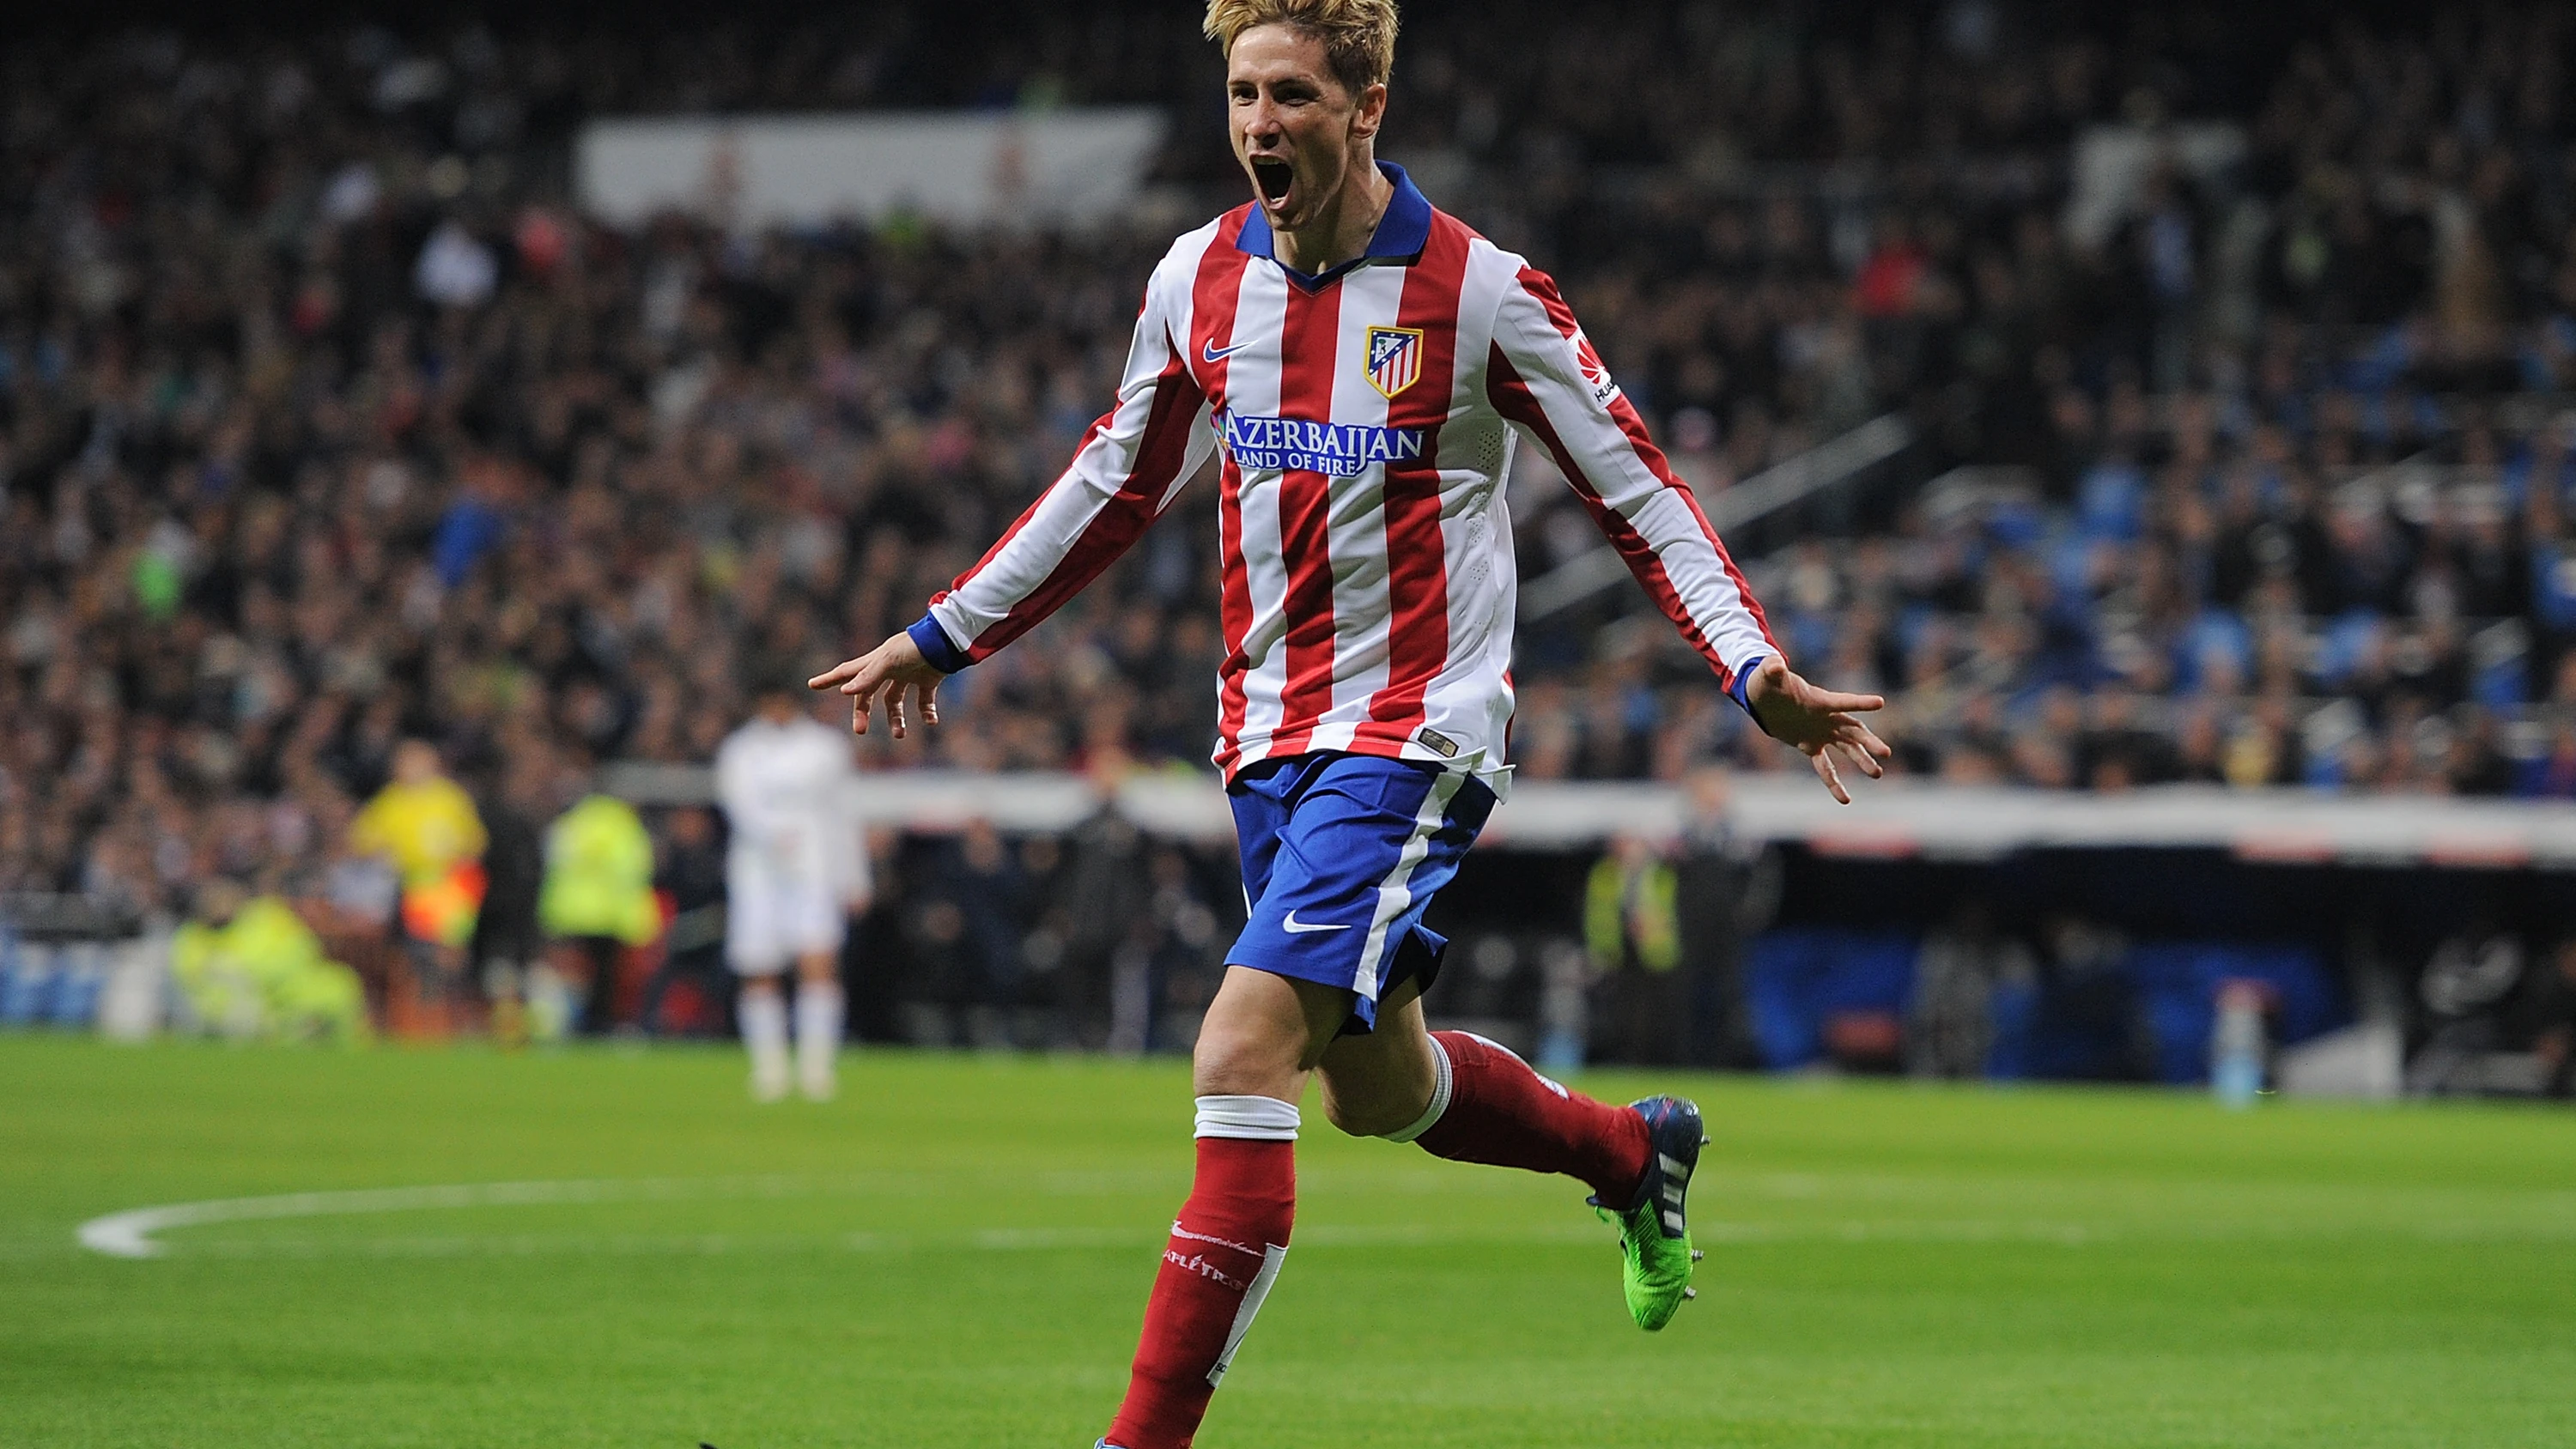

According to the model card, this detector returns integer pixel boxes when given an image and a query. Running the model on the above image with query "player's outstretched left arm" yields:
[1745,656,1891,804]
[809,632,945,739]
[1485,263,1889,805]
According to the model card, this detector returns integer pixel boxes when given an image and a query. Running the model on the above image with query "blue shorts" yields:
[1226,753,1497,1033]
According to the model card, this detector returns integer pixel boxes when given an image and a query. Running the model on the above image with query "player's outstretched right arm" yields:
[811,247,1218,732]
[918,258,1218,667]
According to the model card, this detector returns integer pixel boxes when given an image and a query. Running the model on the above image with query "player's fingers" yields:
[1833,737,1886,779]
[886,685,908,739]
[914,678,940,728]
[846,676,884,736]
[1811,747,1851,805]
[839,658,884,694]
[1806,688,1886,713]
[1829,714,1893,759]
[809,658,864,691]
[1853,721,1895,760]
[895,680,933,736]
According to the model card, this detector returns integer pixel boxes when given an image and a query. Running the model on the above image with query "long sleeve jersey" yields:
[909,163,1779,793]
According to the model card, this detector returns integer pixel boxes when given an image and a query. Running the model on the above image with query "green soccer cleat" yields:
[1593,1095,1708,1331]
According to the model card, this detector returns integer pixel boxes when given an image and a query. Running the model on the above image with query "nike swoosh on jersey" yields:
[1279,912,1352,934]
[1203,338,1249,362]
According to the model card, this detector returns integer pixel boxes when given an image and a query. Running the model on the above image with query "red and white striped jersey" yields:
[910,164,1779,792]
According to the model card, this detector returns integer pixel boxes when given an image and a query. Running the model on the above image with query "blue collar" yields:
[1236,161,1432,288]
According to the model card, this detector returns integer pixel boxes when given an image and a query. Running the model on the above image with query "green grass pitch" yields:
[3,1036,2573,1448]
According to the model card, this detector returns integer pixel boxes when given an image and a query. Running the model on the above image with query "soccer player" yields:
[714,687,873,1101]
[809,2,1890,1442]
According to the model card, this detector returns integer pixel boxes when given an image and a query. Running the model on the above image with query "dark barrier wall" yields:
[1408,846,2576,1087]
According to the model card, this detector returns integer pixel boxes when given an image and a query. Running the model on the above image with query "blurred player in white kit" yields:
[715,685,872,1100]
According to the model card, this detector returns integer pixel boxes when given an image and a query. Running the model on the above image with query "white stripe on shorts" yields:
[1350,769,1468,1004]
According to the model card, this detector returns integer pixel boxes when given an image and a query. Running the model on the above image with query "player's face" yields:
[1226,25,1385,232]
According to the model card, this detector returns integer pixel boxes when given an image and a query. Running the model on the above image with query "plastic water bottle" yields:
[1534,940,1589,1072]
[2211,979,2267,1109]
[526,963,574,1044]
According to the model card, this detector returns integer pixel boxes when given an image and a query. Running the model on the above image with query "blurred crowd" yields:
[1511,5,2576,797]
[9,5,2576,1046]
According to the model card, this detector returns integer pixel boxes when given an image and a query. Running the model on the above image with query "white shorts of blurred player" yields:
[725,864,846,976]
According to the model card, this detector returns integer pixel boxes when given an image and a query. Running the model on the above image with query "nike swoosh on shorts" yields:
[1203,338,1249,362]
[1280,912,1352,934]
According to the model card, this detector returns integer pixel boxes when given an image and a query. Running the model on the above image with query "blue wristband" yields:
[1728,654,1768,720]
[906,614,972,674]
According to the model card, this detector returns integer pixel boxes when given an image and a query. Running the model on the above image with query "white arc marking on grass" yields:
[75,1177,811,1258]
[82,1173,2576,1261]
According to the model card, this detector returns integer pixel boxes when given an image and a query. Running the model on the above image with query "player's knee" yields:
[1321,1093,1413,1138]
[1191,1019,1298,1100]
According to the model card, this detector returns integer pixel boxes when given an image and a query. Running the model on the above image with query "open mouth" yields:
[1250,156,1293,204]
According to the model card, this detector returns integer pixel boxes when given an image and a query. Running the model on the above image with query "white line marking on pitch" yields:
[66,1165,1660,1260]
[78,1179,2576,1260]
[75,1177,820,1258]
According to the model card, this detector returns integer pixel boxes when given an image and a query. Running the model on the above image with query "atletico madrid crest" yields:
[1364,324,1424,399]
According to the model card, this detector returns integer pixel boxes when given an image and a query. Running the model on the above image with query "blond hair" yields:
[1204,0,1399,99]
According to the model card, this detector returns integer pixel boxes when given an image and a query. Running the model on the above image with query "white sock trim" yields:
[1194,1094,1302,1141]
[1379,1034,1454,1143]
[795,984,843,1053]
[1467,1030,1568,1098]
[739,992,787,1049]
[740,991,789,1093]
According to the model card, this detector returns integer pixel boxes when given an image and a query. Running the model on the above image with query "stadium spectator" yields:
[538,781,662,1035]
[1144,849,1231,1055]
[1020,763,1151,1052]
[1671,766,1777,1069]
[1585,834,1686,1065]
[170,878,367,1043]
[471,749,551,1044]
[2529,940,2576,1098]
[898,816,1030,1049]
[637,803,732,1037]
[1133,846,1227,1057]
[1908,899,2036,1080]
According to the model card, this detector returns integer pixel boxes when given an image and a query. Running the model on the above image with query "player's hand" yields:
[1745,657,1891,805]
[809,634,946,739]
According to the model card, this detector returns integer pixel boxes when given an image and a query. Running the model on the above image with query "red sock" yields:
[1410,1031,1650,1206]
[1104,1135,1295,1449]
